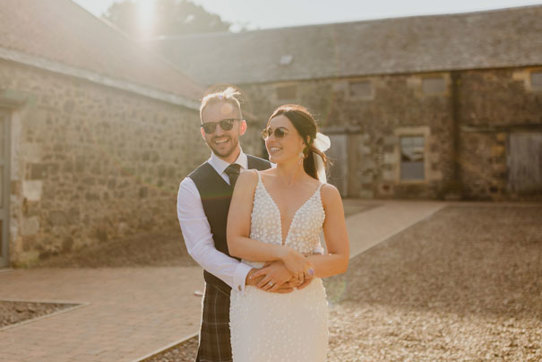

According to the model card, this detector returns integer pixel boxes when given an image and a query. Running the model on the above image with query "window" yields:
[349,80,373,99]
[422,77,446,96]
[531,71,542,91]
[400,136,425,180]
[276,85,297,100]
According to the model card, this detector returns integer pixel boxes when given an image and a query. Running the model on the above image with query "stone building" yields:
[0,0,251,267]
[150,5,542,201]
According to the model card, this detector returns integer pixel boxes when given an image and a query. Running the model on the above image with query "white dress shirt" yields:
[177,151,251,292]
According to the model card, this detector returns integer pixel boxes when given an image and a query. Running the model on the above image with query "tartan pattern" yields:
[196,284,233,362]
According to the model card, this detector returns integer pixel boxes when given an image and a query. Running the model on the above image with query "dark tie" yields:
[225,163,241,187]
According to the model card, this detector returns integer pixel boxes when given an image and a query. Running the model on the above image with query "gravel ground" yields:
[327,205,542,361]
[145,337,199,362]
[0,301,76,329]
[145,205,542,361]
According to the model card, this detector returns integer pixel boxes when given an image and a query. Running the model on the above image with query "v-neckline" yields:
[259,174,321,245]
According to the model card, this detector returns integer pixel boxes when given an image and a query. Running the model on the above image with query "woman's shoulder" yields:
[320,183,341,204]
[259,167,275,175]
[238,168,259,183]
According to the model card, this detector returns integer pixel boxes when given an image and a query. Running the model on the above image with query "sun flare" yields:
[137,0,155,39]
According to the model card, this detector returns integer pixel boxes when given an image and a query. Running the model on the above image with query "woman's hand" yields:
[279,247,314,281]
[253,261,293,292]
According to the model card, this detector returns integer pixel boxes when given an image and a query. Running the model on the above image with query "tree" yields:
[103,0,232,39]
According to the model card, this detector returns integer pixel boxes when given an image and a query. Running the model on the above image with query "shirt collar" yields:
[208,149,248,176]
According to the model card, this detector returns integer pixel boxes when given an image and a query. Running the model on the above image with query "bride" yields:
[227,104,350,361]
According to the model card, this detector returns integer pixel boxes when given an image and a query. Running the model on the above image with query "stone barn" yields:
[0,0,245,267]
[149,5,542,201]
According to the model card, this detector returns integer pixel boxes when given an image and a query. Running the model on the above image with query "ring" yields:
[307,268,314,276]
[267,281,274,287]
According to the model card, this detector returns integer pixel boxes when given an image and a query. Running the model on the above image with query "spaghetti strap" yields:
[316,182,325,199]
[254,170,264,189]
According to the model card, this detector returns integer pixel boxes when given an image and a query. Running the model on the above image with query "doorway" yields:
[326,133,363,197]
[508,132,542,195]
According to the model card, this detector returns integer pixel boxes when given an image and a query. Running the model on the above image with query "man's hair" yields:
[199,87,243,122]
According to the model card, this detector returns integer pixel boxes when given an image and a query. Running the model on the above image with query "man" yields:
[177,87,302,361]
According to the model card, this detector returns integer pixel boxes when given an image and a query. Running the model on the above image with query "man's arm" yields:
[177,177,251,292]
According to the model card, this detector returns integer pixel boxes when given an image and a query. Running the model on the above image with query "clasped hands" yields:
[245,250,315,293]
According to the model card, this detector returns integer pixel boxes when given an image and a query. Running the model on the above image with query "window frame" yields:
[420,75,448,97]
[394,126,430,184]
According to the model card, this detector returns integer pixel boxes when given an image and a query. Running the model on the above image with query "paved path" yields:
[0,268,205,361]
[0,200,446,361]
[344,200,446,258]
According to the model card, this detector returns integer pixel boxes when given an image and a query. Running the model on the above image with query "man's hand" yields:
[245,268,264,287]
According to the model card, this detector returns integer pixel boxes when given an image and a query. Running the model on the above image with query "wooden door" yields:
[508,132,542,194]
[327,134,348,196]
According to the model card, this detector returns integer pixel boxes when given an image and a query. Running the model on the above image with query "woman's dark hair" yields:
[268,104,328,180]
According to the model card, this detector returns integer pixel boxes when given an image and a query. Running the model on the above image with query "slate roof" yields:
[0,0,202,101]
[148,5,542,85]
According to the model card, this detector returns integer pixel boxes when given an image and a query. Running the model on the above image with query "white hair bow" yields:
[313,132,330,183]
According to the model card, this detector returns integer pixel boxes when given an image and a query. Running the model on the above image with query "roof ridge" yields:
[148,4,542,43]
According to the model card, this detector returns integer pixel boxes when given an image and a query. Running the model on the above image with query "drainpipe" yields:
[449,71,463,199]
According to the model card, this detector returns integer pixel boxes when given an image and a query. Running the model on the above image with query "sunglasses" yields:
[201,118,240,134]
[261,126,289,140]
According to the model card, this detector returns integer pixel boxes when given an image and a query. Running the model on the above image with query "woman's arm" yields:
[227,171,311,277]
[227,170,284,262]
[306,184,350,278]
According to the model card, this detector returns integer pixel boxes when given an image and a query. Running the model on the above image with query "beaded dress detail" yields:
[230,172,328,362]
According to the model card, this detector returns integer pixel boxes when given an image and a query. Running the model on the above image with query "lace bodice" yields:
[248,172,325,265]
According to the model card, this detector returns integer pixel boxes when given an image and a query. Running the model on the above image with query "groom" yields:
[177,87,295,361]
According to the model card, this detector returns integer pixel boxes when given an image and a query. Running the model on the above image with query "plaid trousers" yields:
[196,283,232,362]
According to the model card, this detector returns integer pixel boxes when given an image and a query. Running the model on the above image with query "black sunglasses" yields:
[201,118,240,134]
[261,126,289,140]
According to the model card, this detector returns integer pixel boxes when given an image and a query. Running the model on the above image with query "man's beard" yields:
[208,136,239,159]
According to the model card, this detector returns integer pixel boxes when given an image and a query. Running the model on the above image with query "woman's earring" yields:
[298,151,304,165]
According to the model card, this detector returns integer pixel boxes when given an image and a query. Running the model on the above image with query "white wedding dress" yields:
[230,172,328,362]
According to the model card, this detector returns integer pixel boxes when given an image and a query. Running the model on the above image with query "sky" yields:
[73,0,542,31]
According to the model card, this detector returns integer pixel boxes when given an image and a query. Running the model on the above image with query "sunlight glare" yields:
[137,0,155,39]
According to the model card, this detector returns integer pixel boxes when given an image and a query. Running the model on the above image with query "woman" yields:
[227,104,350,361]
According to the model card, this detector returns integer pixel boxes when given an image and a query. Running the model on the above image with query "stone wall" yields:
[240,67,542,200]
[241,72,455,199]
[457,68,542,200]
[0,61,263,266]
